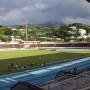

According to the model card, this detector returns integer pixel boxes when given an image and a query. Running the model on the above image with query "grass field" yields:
[0,50,90,75]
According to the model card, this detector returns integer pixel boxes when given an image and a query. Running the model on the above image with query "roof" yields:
[10,81,43,90]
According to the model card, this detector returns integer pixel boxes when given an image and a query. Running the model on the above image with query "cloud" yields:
[0,0,90,25]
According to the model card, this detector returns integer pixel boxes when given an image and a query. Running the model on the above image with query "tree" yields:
[28,30,37,41]
[52,26,72,42]
[4,28,12,36]
[4,28,12,41]
[12,30,20,38]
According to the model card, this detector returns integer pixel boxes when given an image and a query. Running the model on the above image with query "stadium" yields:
[0,25,90,90]
[0,0,90,90]
[0,42,90,90]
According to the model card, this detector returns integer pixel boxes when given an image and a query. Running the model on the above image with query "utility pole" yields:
[25,24,28,41]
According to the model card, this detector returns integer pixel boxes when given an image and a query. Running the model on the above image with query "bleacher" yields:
[41,69,90,90]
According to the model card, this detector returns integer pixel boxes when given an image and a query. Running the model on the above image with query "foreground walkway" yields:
[0,56,90,90]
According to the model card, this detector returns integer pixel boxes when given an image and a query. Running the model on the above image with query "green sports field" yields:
[0,50,90,75]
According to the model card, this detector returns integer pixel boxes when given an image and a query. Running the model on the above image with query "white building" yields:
[11,28,17,31]
[79,29,86,36]
[70,26,77,30]
[69,26,77,34]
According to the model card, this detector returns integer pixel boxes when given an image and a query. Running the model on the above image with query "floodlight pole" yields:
[25,24,28,41]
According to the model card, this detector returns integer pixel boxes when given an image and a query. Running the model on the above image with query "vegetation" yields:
[0,50,90,75]
[0,23,90,42]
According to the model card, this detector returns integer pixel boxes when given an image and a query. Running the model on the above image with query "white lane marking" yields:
[5,78,16,81]
[30,69,49,74]
[11,73,29,79]
[0,79,10,83]
[0,78,16,83]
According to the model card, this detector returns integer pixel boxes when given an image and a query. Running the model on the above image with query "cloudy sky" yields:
[0,0,90,25]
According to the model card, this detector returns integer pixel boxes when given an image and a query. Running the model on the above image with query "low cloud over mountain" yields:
[0,0,90,25]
